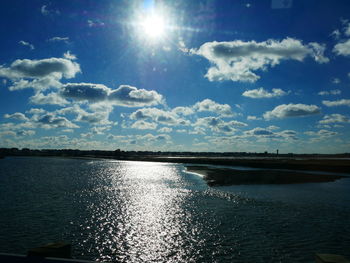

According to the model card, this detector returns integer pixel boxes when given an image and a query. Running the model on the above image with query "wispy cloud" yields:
[19,40,34,50]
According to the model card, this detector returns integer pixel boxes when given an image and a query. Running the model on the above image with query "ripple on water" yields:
[0,157,349,262]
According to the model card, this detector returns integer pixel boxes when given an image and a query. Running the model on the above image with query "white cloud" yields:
[34,113,79,129]
[130,108,189,126]
[194,116,247,134]
[41,5,49,15]
[330,29,341,39]
[16,130,35,137]
[48,37,69,43]
[319,114,350,124]
[172,106,194,116]
[344,22,350,36]
[19,40,34,50]
[41,5,59,16]
[26,108,46,115]
[87,19,104,27]
[318,89,341,96]
[90,126,111,135]
[60,83,164,107]
[76,110,112,125]
[193,99,233,116]
[244,127,274,136]
[108,85,164,107]
[57,104,113,126]
[158,127,172,133]
[8,76,62,91]
[4,112,28,121]
[305,129,338,138]
[322,99,350,107]
[61,83,109,102]
[247,115,261,120]
[131,120,157,130]
[191,38,328,82]
[242,88,287,98]
[263,103,321,120]
[0,57,80,80]
[332,78,341,84]
[244,127,297,140]
[333,39,350,56]
[30,92,69,106]
[63,51,76,60]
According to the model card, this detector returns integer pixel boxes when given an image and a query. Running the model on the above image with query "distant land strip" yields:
[185,166,347,186]
[1,148,350,173]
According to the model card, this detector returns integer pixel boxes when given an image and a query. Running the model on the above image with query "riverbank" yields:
[186,165,347,186]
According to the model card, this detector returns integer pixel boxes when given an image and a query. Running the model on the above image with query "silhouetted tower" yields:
[276,149,279,155]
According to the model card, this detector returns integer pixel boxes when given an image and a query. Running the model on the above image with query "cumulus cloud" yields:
[30,92,68,106]
[333,39,350,56]
[90,126,111,135]
[319,114,350,124]
[194,116,247,134]
[244,127,274,136]
[61,83,109,102]
[0,57,80,80]
[130,108,189,126]
[26,108,46,115]
[60,83,164,107]
[242,88,287,98]
[108,85,164,107]
[263,103,321,120]
[193,99,233,116]
[191,38,328,82]
[19,40,34,50]
[247,115,261,121]
[16,130,35,137]
[172,106,195,116]
[318,89,341,96]
[305,129,338,138]
[244,127,297,140]
[131,120,157,130]
[4,112,29,121]
[36,113,79,129]
[8,76,62,91]
[76,110,112,125]
[322,99,350,107]
[158,127,172,133]
[56,104,113,125]
[63,51,77,60]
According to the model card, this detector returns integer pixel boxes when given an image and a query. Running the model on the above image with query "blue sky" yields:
[0,0,350,153]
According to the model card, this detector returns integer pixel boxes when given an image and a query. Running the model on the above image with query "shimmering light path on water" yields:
[0,157,349,262]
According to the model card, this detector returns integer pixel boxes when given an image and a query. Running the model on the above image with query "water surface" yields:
[0,157,349,262]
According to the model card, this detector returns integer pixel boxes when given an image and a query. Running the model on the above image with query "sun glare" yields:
[142,14,165,39]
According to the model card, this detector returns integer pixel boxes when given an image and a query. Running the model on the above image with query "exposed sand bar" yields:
[118,157,350,174]
[186,166,347,186]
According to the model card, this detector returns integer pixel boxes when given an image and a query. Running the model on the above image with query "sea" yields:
[0,156,349,262]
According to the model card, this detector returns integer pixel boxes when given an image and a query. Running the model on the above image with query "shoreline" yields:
[186,165,347,186]
[2,154,350,174]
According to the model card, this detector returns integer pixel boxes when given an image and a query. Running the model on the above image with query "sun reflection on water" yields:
[80,161,193,262]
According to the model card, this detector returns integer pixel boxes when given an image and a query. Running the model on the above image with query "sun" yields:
[141,14,165,39]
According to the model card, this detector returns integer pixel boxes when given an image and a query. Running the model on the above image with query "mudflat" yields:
[186,165,347,186]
